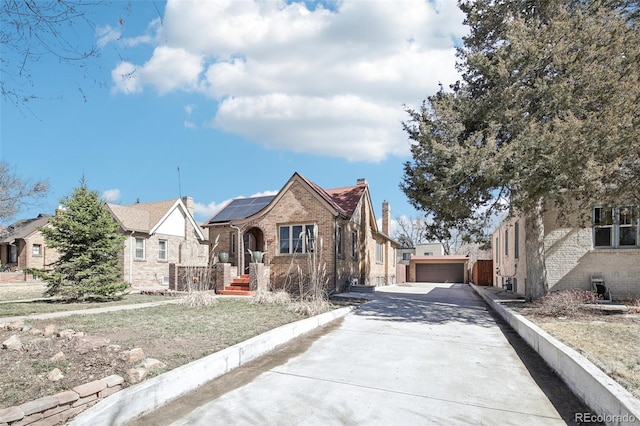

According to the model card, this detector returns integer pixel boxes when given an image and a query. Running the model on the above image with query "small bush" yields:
[251,288,291,305]
[179,292,218,307]
[534,289,598,317]
[288,299,333,316]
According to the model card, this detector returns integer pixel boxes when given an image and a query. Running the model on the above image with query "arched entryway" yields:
[243,227,265,273]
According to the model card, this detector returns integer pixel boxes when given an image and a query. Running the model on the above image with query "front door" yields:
[243,233,256,273]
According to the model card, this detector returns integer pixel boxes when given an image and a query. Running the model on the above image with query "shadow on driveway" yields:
[353,284,496,327]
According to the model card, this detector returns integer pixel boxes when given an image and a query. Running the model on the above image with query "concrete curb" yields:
[470,284,640,426]
[70,306,353,426]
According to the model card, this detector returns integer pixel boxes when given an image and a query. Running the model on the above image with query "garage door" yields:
[416,263,464,283]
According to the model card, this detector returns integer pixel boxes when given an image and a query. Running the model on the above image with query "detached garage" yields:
[409,255,469,283]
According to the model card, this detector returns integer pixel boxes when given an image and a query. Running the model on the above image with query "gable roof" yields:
[325,184,367,217]
[107,198,205,240]
[0,214,52,243]
[204,172,369,226]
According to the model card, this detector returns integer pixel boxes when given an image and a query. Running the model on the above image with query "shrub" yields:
[251,288,291,305]
[179,292,218,307]
[534,289,598,317]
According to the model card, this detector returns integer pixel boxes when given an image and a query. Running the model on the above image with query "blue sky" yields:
[1,0,467,233]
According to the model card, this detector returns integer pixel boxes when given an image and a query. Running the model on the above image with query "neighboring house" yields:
[397,242,445,266]
[0,214,59,271]
[203,172,399,293]
[107,197,208,287]
[492,204,640,299]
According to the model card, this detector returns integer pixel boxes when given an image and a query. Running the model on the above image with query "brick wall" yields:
[492,206,640,300]
[122,231,209,287]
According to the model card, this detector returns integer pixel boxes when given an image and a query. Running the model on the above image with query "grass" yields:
[536,319,640,399]
[0,297,310,408]
[0,282,49,301]
[513,290,640,400]
[0,293,181,318]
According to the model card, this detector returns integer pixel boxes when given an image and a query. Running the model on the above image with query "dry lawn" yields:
[514,300,640,400]
[0,296,307,408]
[0,282,49,301]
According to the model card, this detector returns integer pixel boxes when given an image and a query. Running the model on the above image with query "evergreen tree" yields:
[35,179,128,300]
[401,0,639,300]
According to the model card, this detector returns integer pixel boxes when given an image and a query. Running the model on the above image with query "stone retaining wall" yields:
[0,375,123,426]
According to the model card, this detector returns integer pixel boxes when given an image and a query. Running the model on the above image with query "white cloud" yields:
[194,200,228,219]
[101,189,121,203]
[96,25,121,47]
[112,0,467,161]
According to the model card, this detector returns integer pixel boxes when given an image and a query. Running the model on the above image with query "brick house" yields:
[107,197,209,287]
[492,204,640,300]
[0,214,60,272]
[203,172,398,293]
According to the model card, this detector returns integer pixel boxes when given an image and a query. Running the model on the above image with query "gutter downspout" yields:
[129,232,135,285]
[230,223,242,278]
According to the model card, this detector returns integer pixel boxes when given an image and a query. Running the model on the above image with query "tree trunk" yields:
[524,198,548,301]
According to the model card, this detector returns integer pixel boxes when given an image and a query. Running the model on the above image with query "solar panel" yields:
[208,195,275,223]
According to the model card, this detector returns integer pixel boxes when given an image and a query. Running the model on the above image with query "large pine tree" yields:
[401,0,640,300]
[36,179,128,300]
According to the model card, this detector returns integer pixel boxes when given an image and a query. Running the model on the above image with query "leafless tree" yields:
[0,161,48,223]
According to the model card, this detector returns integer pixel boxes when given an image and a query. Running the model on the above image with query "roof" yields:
[411,255,470,261]
[206,195,275,224]
[325,184,367,217]
[206,173,370,226]
[0,214,52,243]
[107,198,204,240]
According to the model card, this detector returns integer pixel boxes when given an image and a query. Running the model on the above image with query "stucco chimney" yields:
[382,200,390,235]
[182,196,195,217]
[357,178,368,186]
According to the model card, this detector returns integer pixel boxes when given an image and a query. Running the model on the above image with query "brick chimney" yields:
[182,196,195,217]
[382,200,390,235]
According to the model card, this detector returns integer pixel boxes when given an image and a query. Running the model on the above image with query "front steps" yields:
[218,274,254,296]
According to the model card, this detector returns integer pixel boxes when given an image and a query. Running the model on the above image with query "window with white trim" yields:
[376,242,383,263]
[279,224,316,254]
[594,206,638,248]
[135,237,145,260]
[32,244,42,256]
[158,240,168,261]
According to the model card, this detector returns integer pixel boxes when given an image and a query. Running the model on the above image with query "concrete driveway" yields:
[131,283,590,425]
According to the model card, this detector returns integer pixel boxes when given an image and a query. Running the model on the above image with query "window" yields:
[504,229,509,256]
[594,206,638,248]
[32,244,42,256]
[279,224,316,254]
[402,253,411,261]
[619,207,637,247]
[495,235,500,265]
[135,237,145,260]
[351,231,357,258]
[337,226,343,255]
[158,240,168,261]
[376,242,383,263]
[514,221,520,259]
[230,232,236,254]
